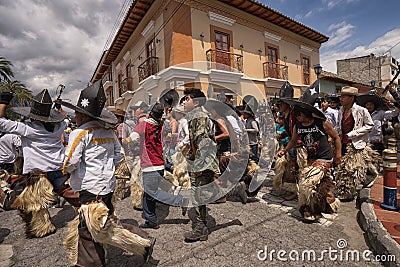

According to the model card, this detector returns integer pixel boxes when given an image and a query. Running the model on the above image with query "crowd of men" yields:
[0,79,399,265]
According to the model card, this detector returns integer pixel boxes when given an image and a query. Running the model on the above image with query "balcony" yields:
[138,57,159,82]
[119,77,133,96]
[206,49,243,72]
[263,62,288,80]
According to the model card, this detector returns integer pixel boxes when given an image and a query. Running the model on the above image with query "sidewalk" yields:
[358,176,400,266]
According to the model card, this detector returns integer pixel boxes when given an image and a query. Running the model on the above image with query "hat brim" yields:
[338,92,359,96]
[357,94,386,109]
[281,99,326,120]
[57,100,117,125]
[204,99,233,115]
[10,107,65,123]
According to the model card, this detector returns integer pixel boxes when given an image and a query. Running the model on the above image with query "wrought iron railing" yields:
[206,49,243,72]
[263,62,288,80]
[119,77,133,96]
[138,57,159,82]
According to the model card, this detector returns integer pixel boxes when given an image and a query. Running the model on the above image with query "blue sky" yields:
[260,0,400,73]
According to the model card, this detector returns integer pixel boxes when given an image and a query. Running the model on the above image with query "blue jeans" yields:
[142,169,182,225]
[46,170,68,192]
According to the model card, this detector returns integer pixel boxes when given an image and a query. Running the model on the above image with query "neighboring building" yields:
[91,0,329,111]
[337,54,400,90]
[319,70,371,95]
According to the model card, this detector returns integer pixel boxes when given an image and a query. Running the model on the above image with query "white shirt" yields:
[226,115,242,139]
[177,117,189,148]
[0,133,21,164]
[0,118,67,174]
[369,108,399,141]
[64,120,124,195]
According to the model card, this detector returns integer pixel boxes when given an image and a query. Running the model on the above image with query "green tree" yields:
[0,56,14,83]
[0,80,32,107]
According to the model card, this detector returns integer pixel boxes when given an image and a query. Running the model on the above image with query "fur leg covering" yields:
[130,157,144,209]
[12,173,56,212]
[272,153,285,191]
[171,151,191,188]
[363,145,380,176]
[115,157,131,180]
[335,144,368,199]
[297,166,324,212]
[113,157,132,203]
[12,171,56,238]
[298,163,339,216]
[273,153,298,193]
[296,147,308,171]
[64,214,80,265]
[80,202,151,256]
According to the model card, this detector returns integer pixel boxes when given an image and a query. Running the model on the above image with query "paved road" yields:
[0,171,384,266]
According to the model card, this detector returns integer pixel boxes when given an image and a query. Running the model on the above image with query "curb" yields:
[357,188,400,266]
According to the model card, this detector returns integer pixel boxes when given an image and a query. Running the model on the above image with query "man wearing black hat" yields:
[59,81,155,266]
[0,89,79,238]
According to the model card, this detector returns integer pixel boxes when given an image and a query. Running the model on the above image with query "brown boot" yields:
[184,221,209,242]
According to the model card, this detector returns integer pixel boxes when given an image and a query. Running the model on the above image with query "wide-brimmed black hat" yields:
[159,89,179,109]
[11,89,65,123]
[149,102,164,121]
[56,80,117,125]
[281,80,325,120]
[204,98,234,116]
[279,81,295,100]
[241,104,256,116]
[357,90,387,109]
[242,95,259,112]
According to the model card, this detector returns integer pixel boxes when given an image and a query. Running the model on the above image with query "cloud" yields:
[324,21,355,48]
[321,28,400,73]
[0,0,122,103]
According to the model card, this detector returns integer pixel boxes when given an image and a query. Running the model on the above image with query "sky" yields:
[1,0,400,103]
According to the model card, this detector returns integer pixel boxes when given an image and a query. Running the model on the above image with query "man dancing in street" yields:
[182,88,220,242]
[59,81,155,266]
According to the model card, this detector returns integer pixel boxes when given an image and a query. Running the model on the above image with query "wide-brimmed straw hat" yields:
[55,80,117,125]
[11,89,65,123]
[339,86,359,96]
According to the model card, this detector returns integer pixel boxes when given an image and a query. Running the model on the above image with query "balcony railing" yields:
[119,77,133,96]
[263,62,288,80]
[138,57,159,82]
[206,49,243,72]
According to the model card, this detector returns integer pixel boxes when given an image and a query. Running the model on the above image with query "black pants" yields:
[79,190,114,215]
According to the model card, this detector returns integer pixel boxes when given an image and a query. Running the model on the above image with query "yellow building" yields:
[91,0,328,110]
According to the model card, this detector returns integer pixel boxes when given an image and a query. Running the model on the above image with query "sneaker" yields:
[184,221,209,242]
[139,221,160,229]
[143,236,156,263]
[303,211,317,222]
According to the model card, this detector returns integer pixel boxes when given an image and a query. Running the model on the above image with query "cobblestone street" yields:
[0,171,383,266]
